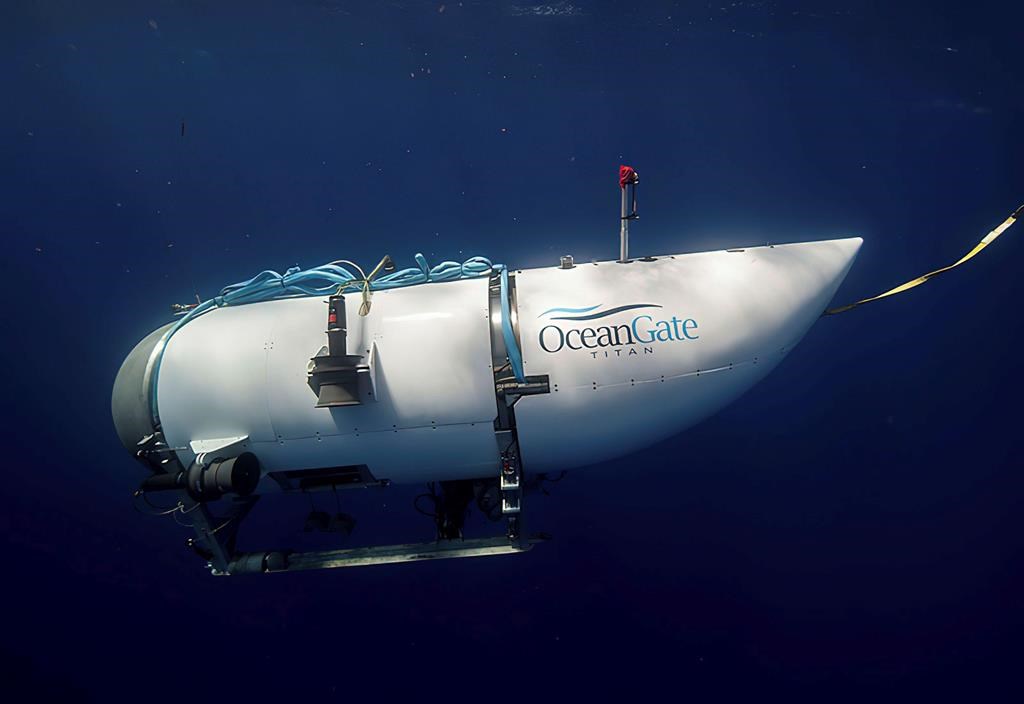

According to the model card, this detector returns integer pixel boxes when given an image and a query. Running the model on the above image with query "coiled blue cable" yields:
[149,253,525,423]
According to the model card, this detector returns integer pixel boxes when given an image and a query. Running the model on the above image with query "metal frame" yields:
[131,270,551,576]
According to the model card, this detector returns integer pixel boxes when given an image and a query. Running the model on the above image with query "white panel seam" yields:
[553,341,796,392]
[266,419,497,442]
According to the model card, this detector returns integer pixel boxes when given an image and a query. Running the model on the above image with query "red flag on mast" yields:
[619,165,639,189]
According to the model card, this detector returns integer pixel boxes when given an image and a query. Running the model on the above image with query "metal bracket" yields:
[500,449,522,517]
[189,435,248,456]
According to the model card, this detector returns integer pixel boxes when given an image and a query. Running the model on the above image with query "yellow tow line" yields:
[825,204,1024,315]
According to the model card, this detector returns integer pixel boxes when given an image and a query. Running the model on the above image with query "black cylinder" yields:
[173,453,262,501]
[139,453,261,501]
[212,453,261,496]
[195,452,261,500]
[139,471,186,493]
[327,294,348,355]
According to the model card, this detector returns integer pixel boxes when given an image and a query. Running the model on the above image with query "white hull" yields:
[514,237,862,470]
[117,237,862,489]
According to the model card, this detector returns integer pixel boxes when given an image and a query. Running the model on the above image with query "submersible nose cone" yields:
[111,322,174,451]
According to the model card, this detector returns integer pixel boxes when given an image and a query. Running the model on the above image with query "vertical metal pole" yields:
[619,186,630,263]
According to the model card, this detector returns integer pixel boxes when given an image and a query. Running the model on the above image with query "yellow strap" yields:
[824,204,1024,315]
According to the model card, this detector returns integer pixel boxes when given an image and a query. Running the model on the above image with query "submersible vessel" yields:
[113,167,863,574]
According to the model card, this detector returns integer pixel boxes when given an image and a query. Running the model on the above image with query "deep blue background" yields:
[2,0,1023,699]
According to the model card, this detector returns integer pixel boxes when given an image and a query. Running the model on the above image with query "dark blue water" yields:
[3,1,1023,699]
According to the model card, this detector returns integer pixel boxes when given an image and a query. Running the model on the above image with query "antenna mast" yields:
[618,165,639,262]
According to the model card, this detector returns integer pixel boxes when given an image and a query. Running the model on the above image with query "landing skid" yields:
[220,534,546,575]
[149,433,540,576]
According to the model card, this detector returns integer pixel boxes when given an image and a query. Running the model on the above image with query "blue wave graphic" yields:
[551,303,663,321]
[537,304,602,318]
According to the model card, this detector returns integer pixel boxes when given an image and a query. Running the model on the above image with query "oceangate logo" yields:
[537,304,699,358]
